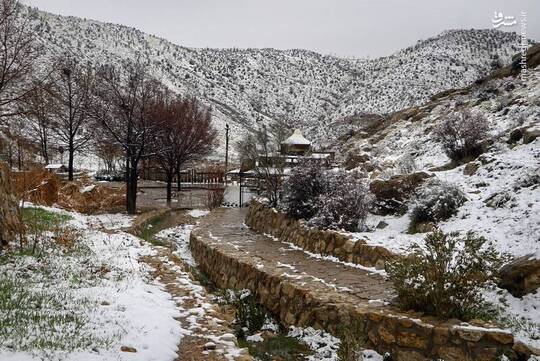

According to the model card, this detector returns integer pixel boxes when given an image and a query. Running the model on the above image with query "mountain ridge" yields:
[26,6,529,149]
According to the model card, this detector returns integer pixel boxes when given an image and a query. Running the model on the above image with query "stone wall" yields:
[245,200,396,269]
[190,226,537,361]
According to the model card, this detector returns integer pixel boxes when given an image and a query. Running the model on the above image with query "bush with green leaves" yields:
[283,160,327,220]
[309,170,371,232]
[386,230,507,320]
[409,180,465,231]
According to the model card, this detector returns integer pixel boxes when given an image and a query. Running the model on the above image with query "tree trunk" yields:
[68,145,74,181]
[126,159,138,215]
[176,166,181,191]
[166,171,173,206]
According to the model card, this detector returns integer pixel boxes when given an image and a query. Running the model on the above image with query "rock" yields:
[219,333,237,343]
[457,329,484,342]
[120,346,137,353]
[413,222,437,234]
[376,220,389,229]
[523,127,540,144]
[433,327,450,345]
[344,152,372,171]
[499,255,540,297]
[342,239,355,253]
[513,341,540,359]
[507,128,524,144]
[463,162,480,176]
[397,330,429,349]
[203,342,216,350]
[486,331,514,345]
[436,346,470,361]
[369,172,432,215]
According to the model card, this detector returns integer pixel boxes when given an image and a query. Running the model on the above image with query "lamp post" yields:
[224,124,229,185]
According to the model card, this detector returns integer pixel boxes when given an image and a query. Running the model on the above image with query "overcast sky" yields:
[24,0,540,58]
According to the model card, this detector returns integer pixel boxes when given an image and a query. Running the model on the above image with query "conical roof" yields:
[282,129,311,146]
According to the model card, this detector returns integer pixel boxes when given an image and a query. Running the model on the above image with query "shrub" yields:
[386,230,506,320]
[433,110,489,162]
[231,290,267,338]
[283,160,326,220]
[336,318,366,361]
[409,180,465,231]
[309,170,371,232]
[206,187,225,210]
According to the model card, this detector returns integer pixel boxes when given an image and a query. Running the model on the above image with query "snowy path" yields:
[141,228,249,361]
[0,207,248,361]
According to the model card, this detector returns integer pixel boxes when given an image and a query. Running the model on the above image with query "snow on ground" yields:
[155,225,196,266]
[0,206,182,361]
[483,287,540,350]
[339,70,540,352]
[351,141,540,259]
[288,326,384,361]
[288,326,339,361]
[152,221,247,360]
[188,209,210,218]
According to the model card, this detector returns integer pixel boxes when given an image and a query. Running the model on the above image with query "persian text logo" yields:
[491,11,528,81]
[492,12,517,28]
[519,11,528,81]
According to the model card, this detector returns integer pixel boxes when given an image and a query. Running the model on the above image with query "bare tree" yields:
[94,62,163,214]
[0,0,41,120]
[20,81,54,164]
[48,56,96,180]
[93,126,123,173]
[235,124,284,207]
[153,94,216,205]
[433,110,489,162]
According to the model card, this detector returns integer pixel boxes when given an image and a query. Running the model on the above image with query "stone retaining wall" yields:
[245,200,396,269]
[190,227,536,361]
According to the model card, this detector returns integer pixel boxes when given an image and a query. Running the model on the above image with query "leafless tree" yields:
[94,62,163,214]
[433,110,489,162]
[152,94,216,205]
[236,124,284,207]
[93,126,123,173]
[47,56,97,180]
[20,81,54,164]
[0,0,41,120]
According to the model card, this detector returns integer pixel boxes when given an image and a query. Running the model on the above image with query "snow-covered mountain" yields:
[26,6,527,149]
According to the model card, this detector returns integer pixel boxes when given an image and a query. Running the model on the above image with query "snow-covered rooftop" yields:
[282,129,311,146]
[44,164,65,169]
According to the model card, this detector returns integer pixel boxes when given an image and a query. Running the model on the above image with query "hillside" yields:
[26,6,526,149]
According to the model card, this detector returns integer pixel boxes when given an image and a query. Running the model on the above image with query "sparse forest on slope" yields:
[27,6,527,148]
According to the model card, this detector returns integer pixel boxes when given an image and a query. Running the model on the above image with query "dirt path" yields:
[132,211,252,361]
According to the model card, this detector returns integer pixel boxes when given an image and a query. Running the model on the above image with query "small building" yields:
[45,164,67,173]
[280,129,311,156]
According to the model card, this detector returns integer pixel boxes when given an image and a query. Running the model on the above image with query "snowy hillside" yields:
[25,6,527,149]
[341,64,540,260]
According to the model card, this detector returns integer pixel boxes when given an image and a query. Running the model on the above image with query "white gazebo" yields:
[280,129,311,155]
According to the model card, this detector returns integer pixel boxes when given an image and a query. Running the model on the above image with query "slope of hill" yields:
[336,52,540,349]
[25,6,527,149]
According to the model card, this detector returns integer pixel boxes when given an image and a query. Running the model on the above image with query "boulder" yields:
[499,255,540,297]
[507,127,524,144]
[369,171,432,215]
[344,152,374,171]
[523,127,540,144]
[463,162,480,176]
